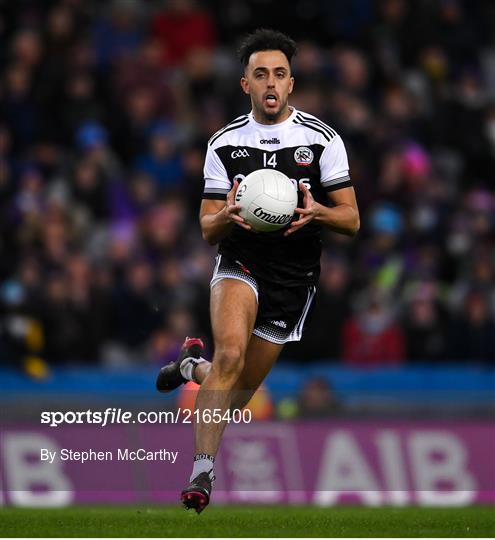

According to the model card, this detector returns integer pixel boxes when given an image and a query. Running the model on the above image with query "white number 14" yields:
[263,153,277,168]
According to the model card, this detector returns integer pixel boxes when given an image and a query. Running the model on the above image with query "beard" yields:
[253,96,289,124]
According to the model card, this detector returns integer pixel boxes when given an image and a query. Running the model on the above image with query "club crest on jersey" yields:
[294,146,313,166]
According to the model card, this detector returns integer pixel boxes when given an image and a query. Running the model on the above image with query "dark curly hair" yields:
[237,28,297,67]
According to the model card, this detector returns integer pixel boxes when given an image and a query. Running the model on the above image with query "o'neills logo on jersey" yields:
[253,207,292,225]
[294,146,314,166]
[260,138,280,144]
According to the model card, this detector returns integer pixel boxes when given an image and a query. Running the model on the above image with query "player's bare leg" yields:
[181,315,282,514]
[181,278,257,512]
[231,335,283,410]
[195,279,257,454]
[191,335,283,409]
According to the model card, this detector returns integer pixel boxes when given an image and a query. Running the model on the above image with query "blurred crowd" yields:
[1,0,494,377]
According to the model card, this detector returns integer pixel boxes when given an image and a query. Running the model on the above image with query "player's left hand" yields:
[284,182,321,236]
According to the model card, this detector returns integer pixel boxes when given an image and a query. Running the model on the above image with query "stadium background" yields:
[0,0,494,515]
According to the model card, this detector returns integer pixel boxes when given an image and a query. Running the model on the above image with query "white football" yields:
[235,169,298,232]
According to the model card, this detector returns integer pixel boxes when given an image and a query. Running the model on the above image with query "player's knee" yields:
[212,345,245,381]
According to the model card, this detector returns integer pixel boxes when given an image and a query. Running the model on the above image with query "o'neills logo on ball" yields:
[294,146,313,166]
[253,207,292,225]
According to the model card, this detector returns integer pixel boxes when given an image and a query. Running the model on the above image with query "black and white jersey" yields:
[202,107,352,287]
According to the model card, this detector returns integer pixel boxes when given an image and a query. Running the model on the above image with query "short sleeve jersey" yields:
[203,107,352,287]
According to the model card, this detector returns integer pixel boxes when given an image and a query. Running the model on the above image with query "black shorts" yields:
[210,254,316,345]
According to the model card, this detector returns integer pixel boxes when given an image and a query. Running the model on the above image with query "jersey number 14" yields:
[263,153,277,168]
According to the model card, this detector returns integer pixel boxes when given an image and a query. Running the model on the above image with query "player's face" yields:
[240,50,294,124]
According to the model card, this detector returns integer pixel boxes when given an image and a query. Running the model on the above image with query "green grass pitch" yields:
[0,506,494,537]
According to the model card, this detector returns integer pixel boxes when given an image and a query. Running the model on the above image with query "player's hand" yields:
[225,180,252,231]
[284,182,321,236]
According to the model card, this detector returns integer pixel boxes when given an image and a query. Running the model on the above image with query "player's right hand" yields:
[225,180,252,231]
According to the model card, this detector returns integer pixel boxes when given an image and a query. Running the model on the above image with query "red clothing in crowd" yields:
[342,317,405,367]
[152,7,216,66]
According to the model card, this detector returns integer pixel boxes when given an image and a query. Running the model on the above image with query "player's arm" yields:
[284,183,359,237]
[201,143,252,245]
[322,185,360,235]
[200,181,252,245]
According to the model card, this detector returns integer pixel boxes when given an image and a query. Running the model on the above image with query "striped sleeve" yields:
[203,145,230,200]
[319,135,352,192]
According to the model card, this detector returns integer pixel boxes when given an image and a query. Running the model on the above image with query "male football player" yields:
[157,28,359,513]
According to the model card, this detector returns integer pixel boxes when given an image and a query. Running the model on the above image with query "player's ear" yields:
[288,76,294,95]
[240,76,250,95]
